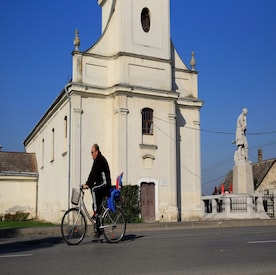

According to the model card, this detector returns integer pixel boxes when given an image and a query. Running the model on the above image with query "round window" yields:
[141,8,150,33]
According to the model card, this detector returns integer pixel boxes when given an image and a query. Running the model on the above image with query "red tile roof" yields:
[0,151,38,175]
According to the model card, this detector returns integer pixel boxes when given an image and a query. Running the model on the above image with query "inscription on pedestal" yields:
[233,162,254,194]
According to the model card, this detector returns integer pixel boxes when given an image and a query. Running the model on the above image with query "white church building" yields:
[24,0,204,223]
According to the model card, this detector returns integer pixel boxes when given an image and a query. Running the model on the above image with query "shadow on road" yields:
[123,234,144,242]
[0,237,63,254]
[0,230,145,252]
[90,233,144,244]
[0,228,27,239]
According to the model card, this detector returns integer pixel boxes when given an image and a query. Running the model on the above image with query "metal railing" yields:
[262,193,274,218]
[201,193,273,219]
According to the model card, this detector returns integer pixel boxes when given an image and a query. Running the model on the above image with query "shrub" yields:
[119,185,142,223]
[4,211,30,222]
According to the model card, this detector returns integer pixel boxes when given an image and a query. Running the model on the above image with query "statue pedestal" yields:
[233,161,254,194]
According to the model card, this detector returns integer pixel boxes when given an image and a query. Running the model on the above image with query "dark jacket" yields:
[86,152,111,192]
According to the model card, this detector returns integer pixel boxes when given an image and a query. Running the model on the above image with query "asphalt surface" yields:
[1,219,276,238]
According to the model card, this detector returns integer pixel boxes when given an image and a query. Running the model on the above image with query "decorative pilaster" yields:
[113,95,129,182]
[70,95,83,189]
[168,112,178,221]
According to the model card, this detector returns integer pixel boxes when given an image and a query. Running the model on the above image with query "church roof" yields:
[0,151,38,176]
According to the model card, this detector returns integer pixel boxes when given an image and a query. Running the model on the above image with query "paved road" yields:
[1,225,276,274]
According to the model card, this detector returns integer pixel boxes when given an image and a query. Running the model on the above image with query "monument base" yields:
[233,161,254,194]
[201,193,270,220]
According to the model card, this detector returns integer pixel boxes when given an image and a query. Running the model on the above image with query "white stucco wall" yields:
[0,176,37,219]
[25,98,71,222]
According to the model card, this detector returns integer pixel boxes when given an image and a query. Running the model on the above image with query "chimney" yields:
[258,149,263,162]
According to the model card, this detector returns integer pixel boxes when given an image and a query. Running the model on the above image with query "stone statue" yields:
[234,108,248,163]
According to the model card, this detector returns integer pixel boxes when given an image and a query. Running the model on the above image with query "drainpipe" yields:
[35,174,38,218]
[64,83,72,210]
[79,98,83,188]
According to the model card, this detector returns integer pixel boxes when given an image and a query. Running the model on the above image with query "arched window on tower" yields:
[142,108,153,135]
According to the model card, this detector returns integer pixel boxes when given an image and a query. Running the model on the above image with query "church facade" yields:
[24,0,204,223]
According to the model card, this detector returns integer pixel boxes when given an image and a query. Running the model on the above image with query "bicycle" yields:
[61,172,126,245]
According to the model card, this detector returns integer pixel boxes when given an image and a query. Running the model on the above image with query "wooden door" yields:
[141,182,155,221]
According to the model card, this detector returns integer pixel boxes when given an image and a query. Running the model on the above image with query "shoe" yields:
[94,232,101,238]
[94,229,104,238]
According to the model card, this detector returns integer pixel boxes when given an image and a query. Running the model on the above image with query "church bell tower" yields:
[98,0,171,60]
[91,0,173,92]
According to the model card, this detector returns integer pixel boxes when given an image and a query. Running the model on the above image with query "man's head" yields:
[91,144,100,160]
[242,108,248,115]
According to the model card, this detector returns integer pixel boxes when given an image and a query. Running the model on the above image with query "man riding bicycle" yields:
[82,144,111,237]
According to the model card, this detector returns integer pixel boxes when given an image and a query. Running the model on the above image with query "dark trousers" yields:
[91,182,106,213]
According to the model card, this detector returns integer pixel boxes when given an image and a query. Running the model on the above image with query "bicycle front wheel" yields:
[102,206,126,243]
[61,208,87,245]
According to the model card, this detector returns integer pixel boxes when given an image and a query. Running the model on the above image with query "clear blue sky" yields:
[1,0,276,194]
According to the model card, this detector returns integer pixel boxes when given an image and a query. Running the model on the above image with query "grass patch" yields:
[0,220,56,229]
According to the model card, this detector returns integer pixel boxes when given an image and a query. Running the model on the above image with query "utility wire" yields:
[154,115,276,136]
[200,128,276,136]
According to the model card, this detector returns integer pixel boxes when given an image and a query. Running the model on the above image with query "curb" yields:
[1,219,276,239]
[127,219,276,232]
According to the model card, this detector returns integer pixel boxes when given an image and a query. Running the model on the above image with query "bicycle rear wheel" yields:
[102,206,126,243]
[61,208,87,245]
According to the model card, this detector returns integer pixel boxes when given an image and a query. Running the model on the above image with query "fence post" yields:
[256,195,264,213]
[212,199,217,214]
[247,197,253,214]
[225,197,230,215]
